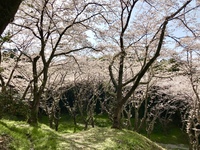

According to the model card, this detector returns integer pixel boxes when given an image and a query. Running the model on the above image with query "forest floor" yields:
[46,114,190,150]
[0,119,163,150]
[0,114,190,150]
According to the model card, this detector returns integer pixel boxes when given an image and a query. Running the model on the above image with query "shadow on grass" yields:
[0,119,164,150]
[0,120,61,150]
[58,127,163,150]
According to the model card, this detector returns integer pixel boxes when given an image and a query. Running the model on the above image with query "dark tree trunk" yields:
[0,0,22,35]
[111,52,125,129]
[112,104,123,129]
[27,99,40,126]
[49,113,53,129]
[134,107,139,131]
[27,56,41,126]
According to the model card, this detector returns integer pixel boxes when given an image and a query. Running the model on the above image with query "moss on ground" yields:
[0,119,164,150]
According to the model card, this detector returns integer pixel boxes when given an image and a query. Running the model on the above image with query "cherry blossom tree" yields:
[6,0,106,125]
[94,0,199,129]
[171,37,200,149]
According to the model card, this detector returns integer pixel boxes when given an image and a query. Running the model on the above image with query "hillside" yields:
[0,119,164,150]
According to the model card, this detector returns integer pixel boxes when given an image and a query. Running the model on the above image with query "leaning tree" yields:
[94,0,199,129]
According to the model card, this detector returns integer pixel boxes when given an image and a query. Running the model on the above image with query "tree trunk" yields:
[27,57,40,125]
[134,107,139,131]
[27,100,39,126]
[112,104,123,129]
[49,113,53,129]
[0,0,22,35]
[137,97,148,132]
[111,52,125,129]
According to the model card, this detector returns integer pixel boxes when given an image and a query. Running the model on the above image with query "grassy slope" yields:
[138,123,189,145]
[0,119,164,150]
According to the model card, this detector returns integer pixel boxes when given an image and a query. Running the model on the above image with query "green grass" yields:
[0,119,60,149]
[61,128,164,150]
[39,114,189,145]
[0,119,164,150]
[140,123,189,145]
[149,128,189,145]
[39,114,112,133]
[0,114,190,149]
[39,114,86,133]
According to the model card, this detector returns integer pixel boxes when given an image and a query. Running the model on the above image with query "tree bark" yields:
[112,51,125,129]
[134,107,139,131]
[28,99,40,126]
[112,104,123,129]
[0,0,22,35]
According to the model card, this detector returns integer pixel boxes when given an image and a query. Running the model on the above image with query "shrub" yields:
[0,92,29,120]
[168,63,180,72]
